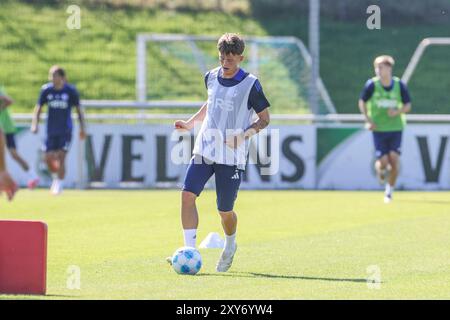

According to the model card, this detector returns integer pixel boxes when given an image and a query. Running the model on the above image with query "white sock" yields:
[59,179,64,188]
[52,178,60,190]
[183,229,197,248]
[385,184,393,195]
[224,232,236,251]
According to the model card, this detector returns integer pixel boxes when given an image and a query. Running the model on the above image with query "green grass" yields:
[0,1,272,112]
[1,189,450,299]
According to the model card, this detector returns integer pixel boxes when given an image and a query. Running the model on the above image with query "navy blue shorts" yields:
[45,133,72,152]
[372,131,402,159]
[5,133,16,149]
[182,155,243,212]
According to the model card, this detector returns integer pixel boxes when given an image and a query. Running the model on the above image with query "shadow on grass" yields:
[198,271,371,284]
[44,294,81,298]
[395,199,450,205]
[0,294,80,300]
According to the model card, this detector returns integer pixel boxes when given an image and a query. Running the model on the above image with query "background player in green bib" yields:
[358,55,411,203]
[0,87,18,200]
[0,86,39,189]
[0,131,18,201]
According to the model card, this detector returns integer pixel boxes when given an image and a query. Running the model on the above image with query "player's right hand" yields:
[365,121,376,131]
[174,120,190,131]
[31,125,38,134]
[79,129,87,140]
[0,171,18,201]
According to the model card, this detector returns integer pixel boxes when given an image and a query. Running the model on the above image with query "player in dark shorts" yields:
[31,65,86,195]
[358,55,411,203]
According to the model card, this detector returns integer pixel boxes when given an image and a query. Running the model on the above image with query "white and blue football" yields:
[171,246,202,275]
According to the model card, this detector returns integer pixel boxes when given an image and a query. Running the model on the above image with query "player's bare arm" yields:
[0,131,6,172]
[358,99,376,130]
[245,108,270,138]
[174,102,207,131]
[31,104,43,133]
[388,102,411,117]
[75,105,87,139]
[225,108,270,149]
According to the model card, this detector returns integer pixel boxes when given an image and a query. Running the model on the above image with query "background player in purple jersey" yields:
[31,65,86,195]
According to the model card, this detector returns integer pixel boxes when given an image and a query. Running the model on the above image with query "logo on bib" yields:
[215,98,234,111]
[378,99,397,108]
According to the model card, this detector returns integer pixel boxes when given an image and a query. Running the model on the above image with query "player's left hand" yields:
[79,129,87,140]
[0,171,18,201]
[30,124,38,134]
[225,132,245,149]
[388,108,400,117]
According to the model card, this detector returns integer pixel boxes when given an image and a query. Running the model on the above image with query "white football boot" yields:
[50,179,58,194]
[51,179,63,195]
[384,193,392,204]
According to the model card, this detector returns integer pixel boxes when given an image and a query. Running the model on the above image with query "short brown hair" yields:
[373,55,395,68]
[217,33,245,55]
[49,65,66,78]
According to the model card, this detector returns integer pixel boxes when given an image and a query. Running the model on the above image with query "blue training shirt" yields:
[37,82,80,135]
[204,68,270,113]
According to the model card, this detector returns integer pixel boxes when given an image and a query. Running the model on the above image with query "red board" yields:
[0,220,47,295]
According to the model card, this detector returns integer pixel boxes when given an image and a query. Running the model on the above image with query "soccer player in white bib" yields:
[172,33,271,272]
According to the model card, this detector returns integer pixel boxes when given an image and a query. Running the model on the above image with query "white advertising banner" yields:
[6,124,450,190]
[6,124,317,190]
[317,125,450,190]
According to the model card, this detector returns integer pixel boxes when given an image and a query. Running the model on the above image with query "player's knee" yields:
[181,191,197,206]
[376,157,388,169]
[219,210,234,217]
[45,152,57,162]
[389,159,399,171]
[388,154,399,169]
[9,149,18,159]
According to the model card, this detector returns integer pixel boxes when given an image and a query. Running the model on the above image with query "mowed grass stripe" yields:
[0,190,449,299]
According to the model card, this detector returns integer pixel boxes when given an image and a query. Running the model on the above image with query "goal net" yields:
[401,38,450,115]
[136,34,336,114]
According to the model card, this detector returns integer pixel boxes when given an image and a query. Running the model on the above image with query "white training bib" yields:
[192,67,256,169]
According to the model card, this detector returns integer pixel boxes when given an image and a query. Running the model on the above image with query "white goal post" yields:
[135,33,337,114]
[402,37,450,84]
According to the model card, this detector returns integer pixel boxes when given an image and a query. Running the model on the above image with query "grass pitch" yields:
[1,189,450,300]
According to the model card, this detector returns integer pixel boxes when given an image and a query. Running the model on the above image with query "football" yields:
[171,247,202,275]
